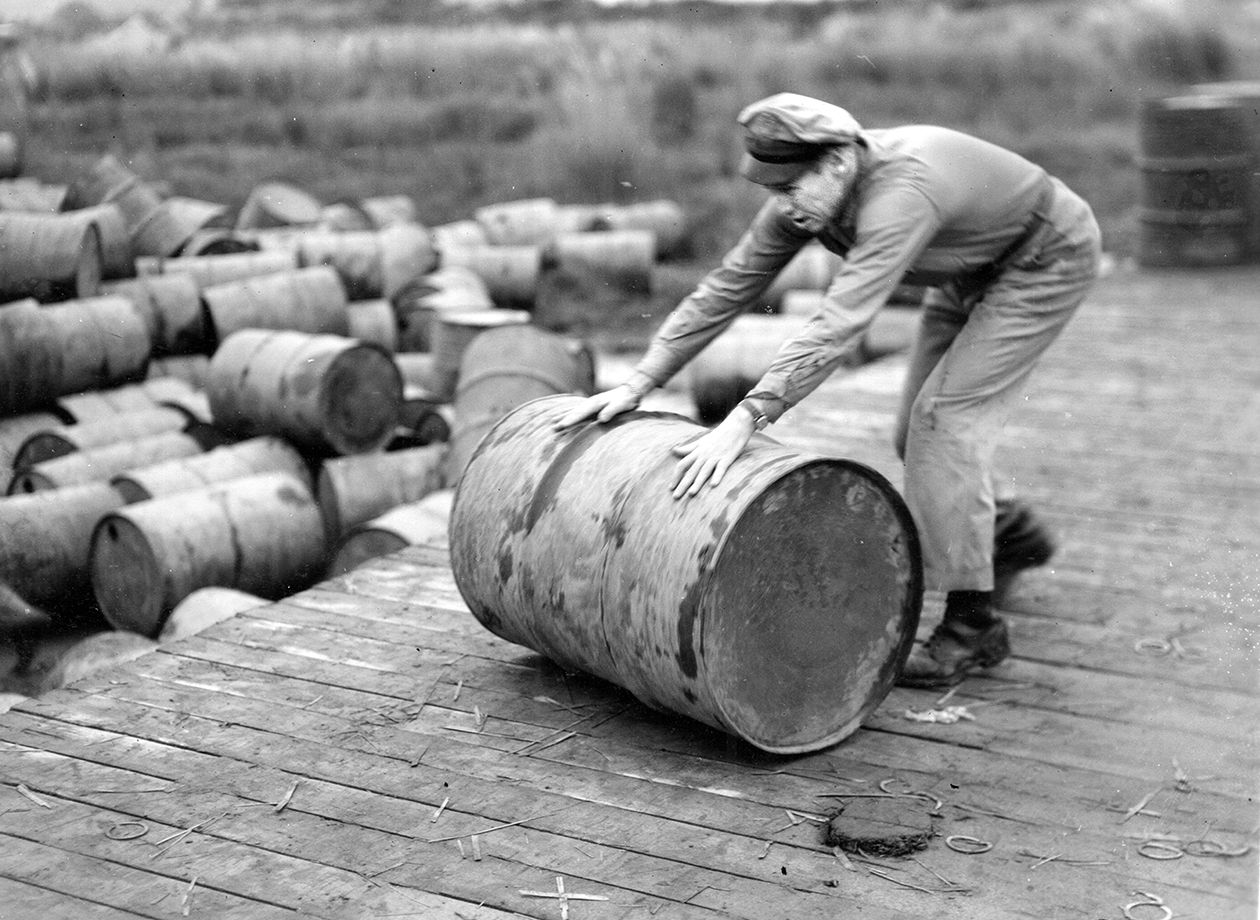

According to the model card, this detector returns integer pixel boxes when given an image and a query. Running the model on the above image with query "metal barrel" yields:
[1138,95,1253,268]
[449,394,922,754]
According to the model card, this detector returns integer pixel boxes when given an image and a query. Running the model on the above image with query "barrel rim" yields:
[699,454,924,754]
[90,509,165,636]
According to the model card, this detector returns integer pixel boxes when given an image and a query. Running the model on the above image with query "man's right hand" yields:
[552,384,642,430]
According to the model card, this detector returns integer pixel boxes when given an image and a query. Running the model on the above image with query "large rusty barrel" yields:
[90,471,327,637]
[444,324,596,486]
[449,395,922,754]
[0,211,102,302]
[202,265,350,344]
[111,435,311,503]
[0,481,128,610]
[206,328,402,455]
[98,273,208,356]
[0,296,151,416]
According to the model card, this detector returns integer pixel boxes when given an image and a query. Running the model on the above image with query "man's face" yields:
[773,145,859,235]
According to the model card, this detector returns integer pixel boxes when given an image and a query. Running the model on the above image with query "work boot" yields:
[993,499,1057,607]
[897,617,1011,689]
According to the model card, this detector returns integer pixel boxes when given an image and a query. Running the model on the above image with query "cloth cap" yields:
[737,93,862,186]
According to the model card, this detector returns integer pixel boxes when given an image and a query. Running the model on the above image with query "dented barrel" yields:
[449,394,922,754]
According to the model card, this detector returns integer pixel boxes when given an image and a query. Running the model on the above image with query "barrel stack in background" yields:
[450,395,923,754]
[1138,90,1257,268]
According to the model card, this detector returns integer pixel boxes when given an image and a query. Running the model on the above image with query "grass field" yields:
[8,0,1257,341]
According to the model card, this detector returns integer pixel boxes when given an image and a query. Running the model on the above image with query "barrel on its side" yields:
[98,273,208,356]
[1138,95,1253,268]
[136,250,299,289]
[0,482,128,610]
[90,471,327,637]
[0,296,152,417]
[1,412,69,494]
[474,197,559,246]
[761,243,843,311]
[394,267,494,352]
[158,587,269,642]
[13,406,195,469]
[202,265,350,345]
[9,430,205,494]
[449,395,922,754]
[444,324,596,486]
[328,489,454,577]
[0,212,102,302]
[236,182,322,230]
[687,314,817,424]
[206,328,402,455]
[111,435,310,503]
[316,445,446,542]
[429,308,531,402]
[439,244,542,309]
[346,298,398,352]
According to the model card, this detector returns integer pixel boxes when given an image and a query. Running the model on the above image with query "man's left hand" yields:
[669,407,756,499]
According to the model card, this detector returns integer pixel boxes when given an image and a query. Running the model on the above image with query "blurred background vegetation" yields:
[8,0,1258,337]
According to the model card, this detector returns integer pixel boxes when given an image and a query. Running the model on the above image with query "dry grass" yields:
[17,0,1259,262]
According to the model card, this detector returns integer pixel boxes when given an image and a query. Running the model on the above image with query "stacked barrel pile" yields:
[1,160,693,699]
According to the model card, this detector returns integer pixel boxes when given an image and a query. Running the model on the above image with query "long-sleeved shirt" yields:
[627,125,1052,424]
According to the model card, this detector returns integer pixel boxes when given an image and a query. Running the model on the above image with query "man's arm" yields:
[626,197,810,395]
[742,183,942,424]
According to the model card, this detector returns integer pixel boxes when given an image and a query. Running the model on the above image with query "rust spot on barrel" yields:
[675,542,715,679]
[498,545,513,584]
[524,423,604,533]
[276,483,307,506]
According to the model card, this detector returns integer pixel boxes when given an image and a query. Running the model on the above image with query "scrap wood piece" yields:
[519,876,608,920]
[431,796,450,823]
[15,784,51,808]
[273,780,299,813]
[180,876,198,918]
[1017,848,1110,867]
[427,806,573,844]
[902,705,975,724]
[1121,789,1161,823]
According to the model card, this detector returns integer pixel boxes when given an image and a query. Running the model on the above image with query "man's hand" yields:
[553,384,642,430]
[669,406,756,499]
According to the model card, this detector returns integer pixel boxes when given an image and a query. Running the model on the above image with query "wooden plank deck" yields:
[1,265,1257,919]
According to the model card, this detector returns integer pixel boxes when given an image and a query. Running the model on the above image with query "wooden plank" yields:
[0,830,304,919]
[0,874,161,920]
[204,587,1258,789]
[0,709,911,920]
[26,649,1254,910]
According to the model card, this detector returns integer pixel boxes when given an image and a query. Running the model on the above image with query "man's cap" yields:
[737,93,861,186]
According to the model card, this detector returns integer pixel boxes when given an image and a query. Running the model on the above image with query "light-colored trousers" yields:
[893,178,1102,593]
